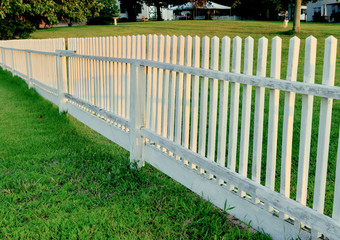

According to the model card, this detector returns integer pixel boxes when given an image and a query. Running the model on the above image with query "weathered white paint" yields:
[1,35,339,240]
[333,127,340,222]
[239,37,254,193]
[198,36,210,160]
[189,36,200,155]
[313,36,337,214]
[280,37,300,203]
[207,36,220,168]
[216,36,230,170]
[182,35,193,152]
[228,36,242,174]
[296,36,317,206]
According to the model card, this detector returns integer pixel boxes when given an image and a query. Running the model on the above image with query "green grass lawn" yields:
[32,20,340,86]
[1,21,339,238]
[33,20,340,216]
[0,69,270,239]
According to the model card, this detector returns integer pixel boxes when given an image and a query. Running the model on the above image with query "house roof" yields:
[170,1,231,11]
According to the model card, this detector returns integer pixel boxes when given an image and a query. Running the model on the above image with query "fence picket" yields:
[296,36,317,206]
[207,36,220,173]
[145,35,153,129]
[239,37,254,196]
[227,36,242,176]
[126,36,132,119]
[189,36,201,156]
[182,36,193,154]
[113,36,118,114]
[198,36,210,168]
[313,36,337,214]
[156,35,165,135]
[109,36,113,111]
[217,36,230,172]
[281,36,300,205]
[121,36,127,119]
[167,35,178,142]
[161,35,171,139]
[175,36,185,150]
[150,35,159,131]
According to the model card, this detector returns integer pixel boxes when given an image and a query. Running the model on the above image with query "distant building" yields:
[116,1,174,21]
[306,0,340,22]
[288,5,307,22]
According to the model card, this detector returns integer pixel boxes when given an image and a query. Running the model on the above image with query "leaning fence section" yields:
[0,34,339,240]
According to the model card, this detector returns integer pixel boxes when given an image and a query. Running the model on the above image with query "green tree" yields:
[0,0,58,40]
[0,0,105,39]
[55,0,103,26]
[87,0,120,25]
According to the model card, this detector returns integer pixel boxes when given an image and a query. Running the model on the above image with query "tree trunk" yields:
[155,2,162,21]
[293,0,301,32]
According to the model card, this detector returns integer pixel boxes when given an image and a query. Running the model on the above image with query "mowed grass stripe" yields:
[0,69,269,239]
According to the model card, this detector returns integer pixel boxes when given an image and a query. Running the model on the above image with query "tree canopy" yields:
[0,0,118,39]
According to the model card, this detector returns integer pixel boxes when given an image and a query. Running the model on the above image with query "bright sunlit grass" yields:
[0,69,270,239]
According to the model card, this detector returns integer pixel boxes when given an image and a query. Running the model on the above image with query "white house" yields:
[288,5,307,21]
[306,0,340,22]
[116,1,174,21]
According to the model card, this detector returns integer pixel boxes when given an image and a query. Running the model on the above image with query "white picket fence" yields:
[0,35,339,240]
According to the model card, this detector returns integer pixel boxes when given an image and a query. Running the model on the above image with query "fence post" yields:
[2,48,6,70]
[0,48,3,68]
[129,62,146,169]
[56,50,68,113]
[25,51,33,88]
[11,49,15,75]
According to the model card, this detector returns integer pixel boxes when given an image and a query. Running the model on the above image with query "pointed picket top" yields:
[270,36,282,79]
[135,35,141,59]
[256,37,268,78]
[141,35,146,60]
[232,36,242,74]
[211,36,219,71]
[177,35,185,66]
[117,36,122,58]
[170,35,178,65]
[192,36,200,68]
[146,34,153,61]
[202,36,210,69]
[131,35,136,59]
[221,36,231,72]
[164,35,171,64]
[185,35,193,67]
[113,36,118,58]
[158,35,165,62]
[322,35,337,86]
[303,35,317,84]
[126,35,132,58]
[244,36,254,75]
[152,35,158,61]
[286,36,300,82]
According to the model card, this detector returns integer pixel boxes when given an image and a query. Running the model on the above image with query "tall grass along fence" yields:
[0,35,339,240]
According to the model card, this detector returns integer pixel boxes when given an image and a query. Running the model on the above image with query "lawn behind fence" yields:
[0,69,270,239]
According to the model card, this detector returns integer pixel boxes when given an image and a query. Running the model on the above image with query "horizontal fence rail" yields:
[0,35,339,240]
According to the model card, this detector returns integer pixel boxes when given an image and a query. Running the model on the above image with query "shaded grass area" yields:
[0,69,270,239]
